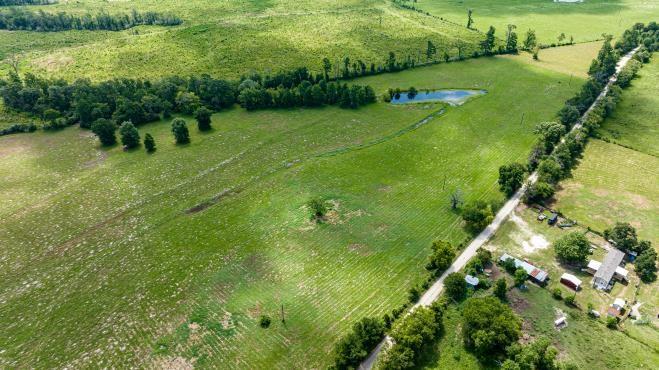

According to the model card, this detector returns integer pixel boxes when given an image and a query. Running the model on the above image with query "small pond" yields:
[390,89,486,106]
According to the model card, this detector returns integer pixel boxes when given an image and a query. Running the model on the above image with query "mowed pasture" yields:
[0,55,581,368]
[416,0,658,43]
[0,0,484,81]
[596,57,659,156]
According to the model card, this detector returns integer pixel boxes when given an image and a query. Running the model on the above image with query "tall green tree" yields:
[119,121,140,149]
[426,40,437,60]
[506,24,518,52]
[480,26,496,55]
[498,162,526,196]
[462,296,521,358]
[554,232,590,265]
[604,222,637,251]
[445,272,467,301]
[171,118,190,144]
[194,106,212,131]
[144,133,156,152]
[523,29,537,50]
[91,118,117,146]
[466,9,474,29]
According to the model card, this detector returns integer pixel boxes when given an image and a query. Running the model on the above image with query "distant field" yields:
[502,40,602,77]
[416,0,658,43]
[0,55,581,368]
[597,57,659,156]
[0,0,485,81]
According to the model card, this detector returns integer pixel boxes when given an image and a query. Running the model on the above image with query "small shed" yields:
[548,213,558,225]
[560,273,582,291]
[554,317,567,328]
[465,275,479,288]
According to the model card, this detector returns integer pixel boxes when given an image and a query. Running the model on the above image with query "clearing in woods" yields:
[0,54,584,368]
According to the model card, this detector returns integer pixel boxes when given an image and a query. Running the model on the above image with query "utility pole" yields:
[280,304,285,323]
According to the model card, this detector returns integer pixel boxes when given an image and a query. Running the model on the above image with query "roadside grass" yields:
[415,0,658,44]
[502,41,602,78]
[596,57,659,157]
[552,140,658,245]
[1,0,484,81]
[0,55,582,368]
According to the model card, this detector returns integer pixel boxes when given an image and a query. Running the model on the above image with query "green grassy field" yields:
[596,57,659,156]
[415,0,658,44]
[0,0,486,81]
[502,40,602,78]
[0,54,582,368]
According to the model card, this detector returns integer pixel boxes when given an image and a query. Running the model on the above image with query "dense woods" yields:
[0,8,181,31]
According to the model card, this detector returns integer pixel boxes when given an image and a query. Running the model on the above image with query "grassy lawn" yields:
[0,55,582,368]
[596,57,659,157]
[415,0,658,44]
[1,0,485,81]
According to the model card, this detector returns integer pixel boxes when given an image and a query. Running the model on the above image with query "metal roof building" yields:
[499,253,549,283]
[593,248,625,291]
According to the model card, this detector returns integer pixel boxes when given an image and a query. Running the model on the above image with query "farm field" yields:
[502,40,602,77]
[0,54,582,368]
[596,57,659,156]
[415,0,658,44]
[483,206,659,369]
[0,0,485,81]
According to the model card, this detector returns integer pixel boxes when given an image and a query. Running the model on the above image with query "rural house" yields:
[589,248,627,291]
[499,253,549,284]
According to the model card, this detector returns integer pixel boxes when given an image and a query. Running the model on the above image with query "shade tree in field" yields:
[462,296,521,359]
[119,121,140,149]
[171,118,190,144]
[307,198,328,223]
[498,162,526,197]
[144,133,156,152]
[553,232,590,265]
[194,107,212,131]
[91,118,116,146]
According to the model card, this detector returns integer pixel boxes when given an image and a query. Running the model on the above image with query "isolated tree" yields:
[514,268,528,287]
[171,118,190,144]
[194,106,212,131]
[450,188,464,210]
[119,121,140,149]
[498,162,526,197]
[480,26,496,55]
[144,133,156,152]
[466,9,474,29]
[307,198,328,222]
[494,278,507,300]
[462,296,521,358]
[554,232,590,265]
[635,248,657,283]
[91,118,117,146]
[407,86,418,99]
[426,240,456,274]
[426,40,437,60]
[259,315,271,328]
[523,29,537,50]
[445,272,467,301]
[604,222,637,251]
[558,32,566,44]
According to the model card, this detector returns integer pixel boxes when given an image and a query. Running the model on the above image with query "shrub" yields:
[307,198,328,222]
[514,268,528,287]
[194,106,212,131]
[552,288,563,300]
[564,294,576,307]
[259,315,271,328]
[144,133,156,152]
[606,316,617,329]
[171,118,190,144]
[494,278,507,300]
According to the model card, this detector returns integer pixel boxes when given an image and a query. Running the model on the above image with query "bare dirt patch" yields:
[509,212,550,253]
[155,356,194,370]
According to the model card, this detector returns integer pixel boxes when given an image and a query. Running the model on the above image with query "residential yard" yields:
[484,205,659,368]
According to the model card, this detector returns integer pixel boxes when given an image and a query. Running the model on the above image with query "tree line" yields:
[492,22,657,205]
[0,8,181,31]
[0,0,54,5]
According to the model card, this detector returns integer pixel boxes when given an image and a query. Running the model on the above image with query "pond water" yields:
[390,89,486,105]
